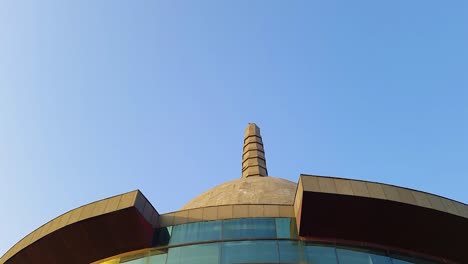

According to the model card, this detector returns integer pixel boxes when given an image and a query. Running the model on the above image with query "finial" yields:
[242,123,268,178]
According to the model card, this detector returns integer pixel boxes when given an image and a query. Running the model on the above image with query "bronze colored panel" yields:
[187,208,203,222]
[58,212,72,229]
[334,179,354,196]
[412,191,432,208]
[301,176,320,192]
[91,199,109,216]
[248,205,264,217]
[366,182,386,200]
[441,199,461,215]
[104,196,121,213]
[38,222,53,238]
[264,205,280,217]
[317,177,337,193]
[232,205,249,218]
[172,210,188,225]
[294,182,303,215]
[278,205,294,217]
[202,206,217,221]
[426,194,447,212]
[47,217,63,234]
[158,214,174,227]
[118,192,137,210]
[67,207,83,224]
[29,230,41,245]
[381,185,400,201]
[350,181,369,197]
[15,236,31,253]
[217,205,233,219]
[454,202,468,218]
[79,203,97,221]
[397,188,417,205]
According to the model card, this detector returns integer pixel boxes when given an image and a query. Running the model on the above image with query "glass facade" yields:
[96,218,440,264]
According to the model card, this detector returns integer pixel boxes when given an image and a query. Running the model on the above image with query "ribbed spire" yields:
[242,123,268,178]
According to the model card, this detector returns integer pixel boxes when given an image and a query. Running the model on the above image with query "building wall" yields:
[94,217,442,264]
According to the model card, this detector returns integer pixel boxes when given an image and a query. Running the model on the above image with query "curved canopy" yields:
[0,191,158,264]
[296,175,468,263]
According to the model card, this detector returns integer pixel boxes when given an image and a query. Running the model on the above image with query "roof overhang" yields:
[1,191,158,264]
[295,175,468,263]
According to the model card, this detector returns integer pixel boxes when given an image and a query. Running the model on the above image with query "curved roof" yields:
[296,174,468,263]
[181,176,297,210]
[0,191,158,264]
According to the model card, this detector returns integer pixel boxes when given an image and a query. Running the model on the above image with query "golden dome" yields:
[181,176,297,210]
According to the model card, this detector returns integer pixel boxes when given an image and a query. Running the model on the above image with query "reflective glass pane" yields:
[223,218,276,239]
[167,243,220,264]
[336,248,392,264]
[279,240,305,263]
[170,221,221,245]
[276,218,298,239]
[305,245,338,264]
[221,241,278,264]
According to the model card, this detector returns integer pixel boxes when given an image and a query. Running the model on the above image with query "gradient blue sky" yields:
[1,0,467,256]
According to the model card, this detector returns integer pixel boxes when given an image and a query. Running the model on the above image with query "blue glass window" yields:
[221,240,278,264]
[169,221,221,245]
[305,245,338,264]
[222,218,276,239]
[336,248,392,264]
[167,243,220,264]
[276,218,298,238]
[279,240,306,263]
[390,254,438,264]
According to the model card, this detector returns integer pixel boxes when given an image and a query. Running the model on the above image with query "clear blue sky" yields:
[0,0,467,256]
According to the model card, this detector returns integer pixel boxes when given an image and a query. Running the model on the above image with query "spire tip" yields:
[242,123,268,178]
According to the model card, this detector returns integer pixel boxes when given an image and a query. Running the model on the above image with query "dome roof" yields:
[181,176,297,210]
[181,123,297,210]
